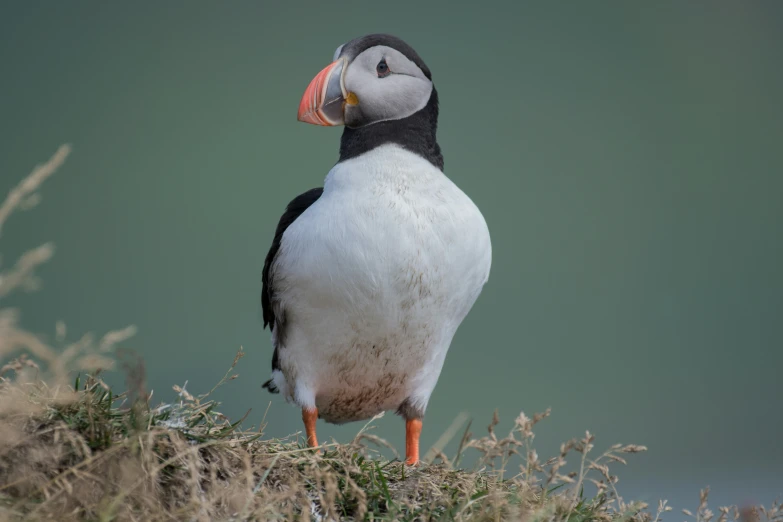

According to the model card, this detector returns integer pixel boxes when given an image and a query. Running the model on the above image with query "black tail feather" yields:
[262,378,279,394]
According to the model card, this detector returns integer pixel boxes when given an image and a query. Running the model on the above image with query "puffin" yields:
[261,34,491,465]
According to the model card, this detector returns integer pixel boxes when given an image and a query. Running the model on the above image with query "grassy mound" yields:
[0,352,652,521]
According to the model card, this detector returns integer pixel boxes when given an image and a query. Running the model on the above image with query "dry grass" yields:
[0,355,664,522]
[0,147,780,521]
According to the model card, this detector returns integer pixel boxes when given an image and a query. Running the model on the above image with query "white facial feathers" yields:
[343,45,433,125]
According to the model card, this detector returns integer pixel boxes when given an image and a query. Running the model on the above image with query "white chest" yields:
[272,145,491,422]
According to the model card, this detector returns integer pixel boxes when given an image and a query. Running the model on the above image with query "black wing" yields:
[261,187,323,390]
[262,187,323,331]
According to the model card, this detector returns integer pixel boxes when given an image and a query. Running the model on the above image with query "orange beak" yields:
[297,58,348,126]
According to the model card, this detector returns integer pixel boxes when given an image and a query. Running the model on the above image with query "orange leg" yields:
[405,418,423,465]
[302,407,318,447]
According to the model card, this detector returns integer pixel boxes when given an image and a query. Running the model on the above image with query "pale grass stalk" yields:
[0,144,71,238]
[423,410,469,465]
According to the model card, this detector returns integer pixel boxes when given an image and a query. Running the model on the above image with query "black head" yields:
[296,33,442,169]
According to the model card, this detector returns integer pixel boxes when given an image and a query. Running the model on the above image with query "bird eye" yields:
[376,59,390,77]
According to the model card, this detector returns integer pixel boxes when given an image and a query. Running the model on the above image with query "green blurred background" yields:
[2,0,781,512]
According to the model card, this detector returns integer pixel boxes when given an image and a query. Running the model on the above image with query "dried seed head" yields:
[607,454,628,465]
[556,473,575,484]
[589,462,611,480]
[532,408,551,424]
[527,449,539,469]
[560,439,576,457]
[489,409,500,430]
[619,444,648,453]
[172,384,195,402]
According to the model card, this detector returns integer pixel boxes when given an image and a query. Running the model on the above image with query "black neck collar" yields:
[338,89,443,171]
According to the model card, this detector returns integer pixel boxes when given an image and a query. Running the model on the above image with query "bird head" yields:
[297,34,434,129]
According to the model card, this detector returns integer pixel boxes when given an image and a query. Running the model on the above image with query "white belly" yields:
[270,145,491,423]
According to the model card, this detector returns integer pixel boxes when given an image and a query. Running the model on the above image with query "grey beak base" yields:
[321,59,346,125]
